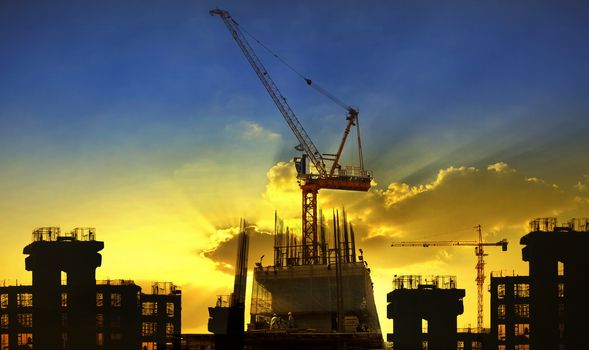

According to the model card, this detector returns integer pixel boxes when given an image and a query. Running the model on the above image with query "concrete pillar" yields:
[24,246,63,350]
[391,314,422,350]
[523,249,559,349]
[429,314,458,350]
[564,255,588,349]
[67,266,98,350]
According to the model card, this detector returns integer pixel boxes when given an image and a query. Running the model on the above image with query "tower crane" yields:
[390,225,508,333]
[211,9,372,265]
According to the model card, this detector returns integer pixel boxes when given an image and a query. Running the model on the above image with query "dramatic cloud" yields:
[202,161,589,330]
[202,225,275,274]
[261,161,300,219]
[206,161,587,269]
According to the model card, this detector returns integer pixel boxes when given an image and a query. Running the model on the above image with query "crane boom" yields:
[209,9,325,176]
[390,239,508,249]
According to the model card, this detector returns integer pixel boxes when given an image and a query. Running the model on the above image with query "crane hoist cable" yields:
[237,21,365,172]
[237,18,356,113]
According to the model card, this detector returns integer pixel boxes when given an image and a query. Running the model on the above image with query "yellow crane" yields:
[211,9,372,265]
[390,225,508,332]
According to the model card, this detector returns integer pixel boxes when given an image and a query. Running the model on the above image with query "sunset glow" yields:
[2,1,589,335]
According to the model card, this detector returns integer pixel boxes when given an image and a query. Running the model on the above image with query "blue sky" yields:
[2,1,588,181]
[1,0,589,332]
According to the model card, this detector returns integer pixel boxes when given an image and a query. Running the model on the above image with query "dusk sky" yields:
[1,1,589,333]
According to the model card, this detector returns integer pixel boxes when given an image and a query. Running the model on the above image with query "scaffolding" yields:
[31,227,61,241]
[271,210,358,268]
[391,275,457,291]
[529,217,589,232]
[151,282,180,295]
[31,226,97,242]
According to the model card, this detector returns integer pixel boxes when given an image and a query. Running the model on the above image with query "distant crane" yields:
[390,225,508,333]
[211,9,372,265]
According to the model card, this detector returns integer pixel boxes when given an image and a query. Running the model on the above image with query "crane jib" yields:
[211,9,326,176]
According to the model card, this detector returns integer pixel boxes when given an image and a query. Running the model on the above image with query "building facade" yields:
[489,273,532,350]
[0,281,181,350]
[140,282,182,350]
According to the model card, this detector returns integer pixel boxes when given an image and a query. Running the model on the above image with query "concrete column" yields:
[564,255,588,349]
[24,251,62,350]
[392,314,422,350]
[428,314,458,350]
[528,256,559,350]
[63,244,101,350]
[67,266,98,350]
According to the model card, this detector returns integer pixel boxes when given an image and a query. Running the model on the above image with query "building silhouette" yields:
[487,217,588,350]
[520,218,588,350]
[0,227,181,350]
[489,273,531,350]
[387,275,465,350]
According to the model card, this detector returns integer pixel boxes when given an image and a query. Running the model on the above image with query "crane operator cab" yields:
[294,155,307,177]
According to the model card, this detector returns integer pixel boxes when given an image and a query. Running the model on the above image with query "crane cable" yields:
[237,20,354,112]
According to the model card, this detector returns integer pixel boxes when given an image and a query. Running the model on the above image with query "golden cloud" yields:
[202,161,589,331]
[216,161,583,268]
[201,225,275,274]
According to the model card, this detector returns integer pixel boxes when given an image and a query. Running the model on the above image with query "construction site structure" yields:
[210,9,382,349]
[489,271,531,350]
[520,217,589,350]
[387,275,465,350]
[208,220,250,350]
[23,227,103,350]
[390,225,507,333]
[2,227,182,350]
[210,8,372,266]
[247,211,383,350]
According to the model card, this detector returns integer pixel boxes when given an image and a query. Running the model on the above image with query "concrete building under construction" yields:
[520,217,589,350]
[0,227,181,350]
[489,272,531,350]
[387,275,465,350]
[246,212,383,349]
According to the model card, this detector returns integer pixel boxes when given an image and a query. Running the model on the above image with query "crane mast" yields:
[390,227,508,333]
[211,9,372,265]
